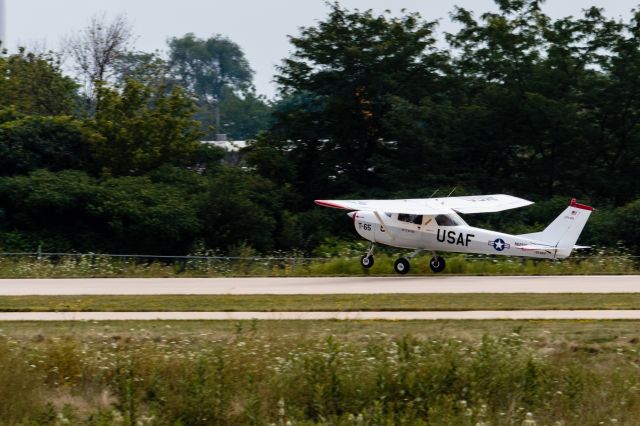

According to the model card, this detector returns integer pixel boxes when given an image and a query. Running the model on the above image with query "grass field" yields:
[0,319,639,425]
[0,252,637,278]
[2,254,639,424]
[1,293,640,312]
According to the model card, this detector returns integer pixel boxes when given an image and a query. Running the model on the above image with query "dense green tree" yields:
[208,90,272,140]
[168,33,254,133]
[0,111,99,176]
[114,51,169,87]
[265,3,445,202]
[584,9,640,203]
[3,1,640,256]
[0,170,203,254]
[113,45,270,140]
[595,199,640,252]
[200,168,278,252]
[89,175,202,254]
[0,49,78,116]
[198,167,306,252]
[243,133,296,185]
[445,1,640,202]
[92,79,202,176]
[256,0,640,207]
[0,170,99,251]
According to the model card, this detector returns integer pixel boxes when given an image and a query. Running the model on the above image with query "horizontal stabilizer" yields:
[521,237,591,251]
[517,244,559,252]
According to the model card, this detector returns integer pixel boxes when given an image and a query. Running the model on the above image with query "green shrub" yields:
[0,327,639,424]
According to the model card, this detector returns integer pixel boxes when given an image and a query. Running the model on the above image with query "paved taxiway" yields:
[2,310,640,321]
[2,276,638,320]
[0,275,638,295]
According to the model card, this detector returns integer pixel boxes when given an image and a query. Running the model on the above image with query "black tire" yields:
[394,258,410,275]
[429,256,446,273]
[360,255,374,268]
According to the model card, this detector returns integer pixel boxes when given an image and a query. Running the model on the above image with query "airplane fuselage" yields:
[352,211,569,259]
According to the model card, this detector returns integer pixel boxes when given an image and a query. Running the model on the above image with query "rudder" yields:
[518,198,593,250]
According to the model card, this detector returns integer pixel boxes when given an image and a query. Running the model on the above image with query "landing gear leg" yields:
[360,243,375,268]
[408,249,422,259]
[429,251,446,273]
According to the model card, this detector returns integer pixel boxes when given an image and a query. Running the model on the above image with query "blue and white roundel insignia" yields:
[489,238,510,251]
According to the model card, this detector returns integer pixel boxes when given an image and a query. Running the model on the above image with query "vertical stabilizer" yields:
[518,199,593,250]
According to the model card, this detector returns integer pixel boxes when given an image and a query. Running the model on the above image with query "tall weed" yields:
[0,329,639,424]
[0,250,637,278]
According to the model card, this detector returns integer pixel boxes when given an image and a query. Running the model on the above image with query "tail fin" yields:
[518,199,593,253]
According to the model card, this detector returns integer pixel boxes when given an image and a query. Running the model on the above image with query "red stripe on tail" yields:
[570,198,594,211]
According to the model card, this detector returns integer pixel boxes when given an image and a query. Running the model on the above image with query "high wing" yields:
[314,199,452,215]
[434,194,533,214]
[315,194,532,215]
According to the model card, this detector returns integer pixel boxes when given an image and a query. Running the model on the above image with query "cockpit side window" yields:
[435,215,459,226]
[398,213,423,225]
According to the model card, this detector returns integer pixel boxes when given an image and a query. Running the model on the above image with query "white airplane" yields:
[315,195,593,273]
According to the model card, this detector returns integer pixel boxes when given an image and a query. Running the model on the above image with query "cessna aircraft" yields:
[315,195,593,273]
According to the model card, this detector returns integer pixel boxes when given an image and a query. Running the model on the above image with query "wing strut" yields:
[373,211,396,242]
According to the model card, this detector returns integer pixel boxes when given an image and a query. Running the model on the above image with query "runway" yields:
[0,275,638,295]
[3,310,640,321]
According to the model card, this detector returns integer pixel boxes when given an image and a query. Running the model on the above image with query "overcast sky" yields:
[5,0,640,98]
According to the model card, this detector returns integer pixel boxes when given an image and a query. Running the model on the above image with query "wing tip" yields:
[500,193,534,205]
[315,200,348,209]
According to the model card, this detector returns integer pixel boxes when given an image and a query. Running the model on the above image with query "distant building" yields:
[202,140,248,152]
[201,140,248,166]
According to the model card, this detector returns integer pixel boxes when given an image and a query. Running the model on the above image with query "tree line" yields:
[1,0,639,255]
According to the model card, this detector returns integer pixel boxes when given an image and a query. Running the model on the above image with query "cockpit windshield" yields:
[435,215,459,226]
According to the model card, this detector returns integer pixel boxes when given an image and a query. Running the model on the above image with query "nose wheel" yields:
[360,243,375,269]
[360,254,374,268]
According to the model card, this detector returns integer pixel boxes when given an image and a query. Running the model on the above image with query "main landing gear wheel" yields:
[394,258,410,275]
[429,256,446,273]
[360,255,374,268]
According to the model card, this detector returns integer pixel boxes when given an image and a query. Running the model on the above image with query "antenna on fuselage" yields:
[428,188,440,198]
[446,187,457,197]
